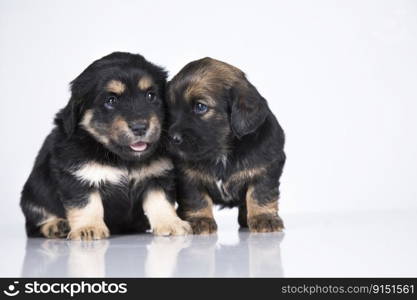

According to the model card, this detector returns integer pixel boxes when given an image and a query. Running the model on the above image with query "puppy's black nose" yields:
[169,133,183,145]
[129,122,148,136]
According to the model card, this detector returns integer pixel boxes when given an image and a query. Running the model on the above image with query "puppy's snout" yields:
[169,133,183,145]
[129,122,148,136]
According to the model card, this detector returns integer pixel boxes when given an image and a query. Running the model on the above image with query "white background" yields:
[0,0,416,277]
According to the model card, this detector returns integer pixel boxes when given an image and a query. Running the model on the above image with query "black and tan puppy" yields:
[167,58,286,234]
[21,52,191,240]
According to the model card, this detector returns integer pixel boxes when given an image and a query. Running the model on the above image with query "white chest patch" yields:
[72,162,128,187]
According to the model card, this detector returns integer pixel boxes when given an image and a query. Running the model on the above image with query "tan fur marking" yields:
[110,115,131,140]
[146,114,161,140]
[246,186,278,218]
[143,189,191,236]
[181,58,244,103]
[106,80,125,95]
[183,193,215,219]
[130,158,174,183]
[183,86,203,102]
[183,168,216,184]
[183,87,216,107]
[40,217,68,238]
[201,109,216,120]
[138,76,153,91]
[67,191,109,240]
[226,167,266,186]
[80,110,110,145]
[40,218,55,237]
[110,114,160,143]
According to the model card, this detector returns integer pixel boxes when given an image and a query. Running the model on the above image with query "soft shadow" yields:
[21,231,284,277]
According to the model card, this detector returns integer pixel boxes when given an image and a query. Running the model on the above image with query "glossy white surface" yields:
[1,209,416,277]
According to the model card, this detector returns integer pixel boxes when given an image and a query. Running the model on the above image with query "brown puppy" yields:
[166,58,286,234]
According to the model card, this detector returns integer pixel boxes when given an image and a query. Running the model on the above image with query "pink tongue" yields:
[130,142,148,152]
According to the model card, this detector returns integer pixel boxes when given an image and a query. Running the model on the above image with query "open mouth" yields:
[129,141,148,152]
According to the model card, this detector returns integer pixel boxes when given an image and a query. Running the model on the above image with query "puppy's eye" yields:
[146,91,156,103]
[104,96,117,109]
[194,102,208,115]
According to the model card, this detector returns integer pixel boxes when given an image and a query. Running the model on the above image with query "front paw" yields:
[248,214,284,233]
[188,217,217,235]
[41,218,70,239]
[67,224,110,241]
[152,218,192,236]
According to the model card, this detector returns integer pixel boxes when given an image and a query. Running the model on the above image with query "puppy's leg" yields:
[21,200,69,238]
[246,185,284,233]
[66,191,110,240]
[238,204,248,228]
[178,192,217,235]
[143,189,191,236]
[21,164,68,238]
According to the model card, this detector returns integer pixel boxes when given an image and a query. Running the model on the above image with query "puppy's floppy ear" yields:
[55,65,96,137]
[229,78,269,138]
[55,97,84,137]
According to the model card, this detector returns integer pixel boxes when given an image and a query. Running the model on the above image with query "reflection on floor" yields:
[21,230,284,277]
[3,210,416,277]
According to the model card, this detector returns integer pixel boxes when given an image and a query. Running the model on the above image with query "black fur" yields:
[167,57,286,233]
[20,52,176,238]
